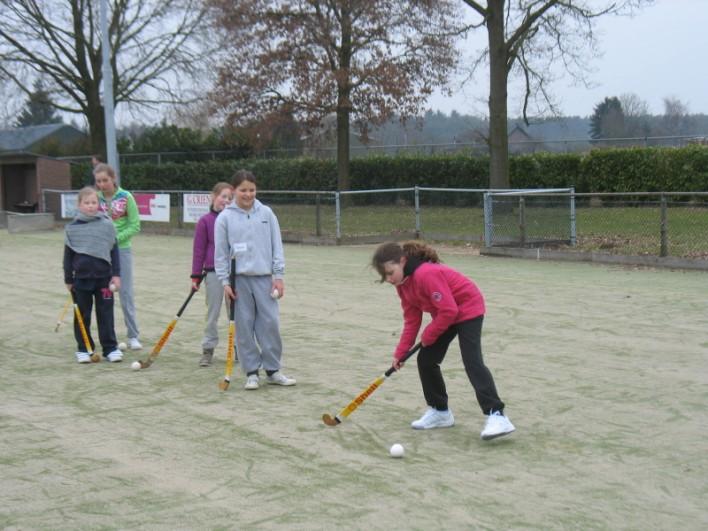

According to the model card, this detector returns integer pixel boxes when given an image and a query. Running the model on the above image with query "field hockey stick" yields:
[55,294,72,332]
[71,290,101,363]
[219,258,237,391]
[322,342,422,426]
[139,282,201,369]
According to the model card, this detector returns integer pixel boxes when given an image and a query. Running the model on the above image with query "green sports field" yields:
[1,230,706,530]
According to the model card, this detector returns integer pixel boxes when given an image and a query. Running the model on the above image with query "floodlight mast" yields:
[100,0,120,184]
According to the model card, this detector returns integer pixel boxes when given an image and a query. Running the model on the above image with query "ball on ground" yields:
[131,360,142,371]
[389,443,404,458]
[118,342,127,351]
[270,288,280,299]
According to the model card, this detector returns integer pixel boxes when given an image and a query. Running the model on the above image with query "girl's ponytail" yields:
[401,241,440,263]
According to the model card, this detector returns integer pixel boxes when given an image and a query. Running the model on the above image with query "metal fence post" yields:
[518,197,526,246]
[483,192,492,247]
[315,193,321,237]
[177,192,183,229]
[414,185,421,238]
[570,188,577,246]
[660,194,668,257]
[335,192,341,242]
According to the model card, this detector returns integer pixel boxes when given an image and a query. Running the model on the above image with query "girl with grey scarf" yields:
[64,187,122,363]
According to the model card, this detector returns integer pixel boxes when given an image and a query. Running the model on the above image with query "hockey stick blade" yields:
[322,342,422,426]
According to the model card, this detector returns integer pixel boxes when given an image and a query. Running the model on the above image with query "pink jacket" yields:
[394,262,485,359]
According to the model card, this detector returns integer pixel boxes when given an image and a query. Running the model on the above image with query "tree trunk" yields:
[336,106,350,191]
[336,5,352,192]
[87,105,107,160]
[487,2,510,189]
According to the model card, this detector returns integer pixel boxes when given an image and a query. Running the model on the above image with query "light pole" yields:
[100,0,120,183]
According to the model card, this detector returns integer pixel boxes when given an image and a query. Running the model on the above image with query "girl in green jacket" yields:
[95,163,142,350]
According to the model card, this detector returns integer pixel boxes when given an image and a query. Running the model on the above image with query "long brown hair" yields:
[371,240,440,282]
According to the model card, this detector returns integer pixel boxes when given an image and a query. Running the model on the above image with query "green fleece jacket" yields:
[98,187,141,248]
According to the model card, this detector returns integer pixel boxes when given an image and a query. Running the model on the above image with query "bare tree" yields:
[207,0,462,191]
[0,0,211,155]
[619,92,650,137]
[460,0,653,188]
[661,96,691,136]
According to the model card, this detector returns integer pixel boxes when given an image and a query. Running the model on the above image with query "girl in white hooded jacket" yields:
[214,169,295,390]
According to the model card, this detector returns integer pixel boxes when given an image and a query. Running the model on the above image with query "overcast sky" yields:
[427,0,708,118]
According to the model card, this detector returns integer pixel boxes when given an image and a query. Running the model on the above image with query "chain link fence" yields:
[40,187,708,261]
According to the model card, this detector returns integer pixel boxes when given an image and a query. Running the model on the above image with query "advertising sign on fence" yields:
[183,193,211,223]
[60,192,170,222]
[133,193,170,222]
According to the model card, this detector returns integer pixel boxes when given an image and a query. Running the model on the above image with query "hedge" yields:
[71,145,708,193]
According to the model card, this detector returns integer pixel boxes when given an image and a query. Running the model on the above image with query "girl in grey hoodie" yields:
[214,170,295,390]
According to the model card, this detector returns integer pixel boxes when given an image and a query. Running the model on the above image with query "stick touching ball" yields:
[131,360,142,371]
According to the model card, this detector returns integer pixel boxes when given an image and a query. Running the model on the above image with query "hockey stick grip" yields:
[384,342,422,377]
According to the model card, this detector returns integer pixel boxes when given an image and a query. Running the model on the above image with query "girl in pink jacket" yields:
[372,241,515,440]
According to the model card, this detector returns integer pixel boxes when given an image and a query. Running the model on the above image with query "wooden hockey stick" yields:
[71,290,100,363]
[55,295,72,332]
[322,342,422,426]
[219,258,237,391]
[139,284,200,369]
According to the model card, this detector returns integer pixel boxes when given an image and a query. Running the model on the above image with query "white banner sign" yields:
[183,193,211,223]
[61,193,79,218]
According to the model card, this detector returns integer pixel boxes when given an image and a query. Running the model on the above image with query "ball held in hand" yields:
[109,283,117,292]
[270,288,280,299]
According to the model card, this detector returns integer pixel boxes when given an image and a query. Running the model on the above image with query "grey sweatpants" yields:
[118,247,139,340]
[234,275,282,374]
[201,271,226,350]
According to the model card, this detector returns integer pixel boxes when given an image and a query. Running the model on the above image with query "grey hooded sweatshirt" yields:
[214,198,285,285]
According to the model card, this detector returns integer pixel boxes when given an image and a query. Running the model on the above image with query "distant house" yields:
[0,123,87,153]
[0,124,81,214]
[507,124,547,154]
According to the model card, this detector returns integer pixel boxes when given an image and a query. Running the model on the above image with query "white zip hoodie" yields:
[214,198,284,285]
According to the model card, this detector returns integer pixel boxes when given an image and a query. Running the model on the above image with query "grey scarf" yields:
[65,212,117,264]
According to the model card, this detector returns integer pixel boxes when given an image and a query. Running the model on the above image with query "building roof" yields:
[0,123,85,152]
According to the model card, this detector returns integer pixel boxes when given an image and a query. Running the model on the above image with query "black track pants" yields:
[416,316,505,414]
[74,279,117,355]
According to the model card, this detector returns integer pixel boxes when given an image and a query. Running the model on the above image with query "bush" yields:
[70,145,708,192]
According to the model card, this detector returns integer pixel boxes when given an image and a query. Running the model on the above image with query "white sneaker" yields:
[411,407,454,429]
[106,349,123,363]
[244,374,260,390]
[266,371,296,386]
[76,352,91,364]
[481,411,515,440]
[128,338,142,350]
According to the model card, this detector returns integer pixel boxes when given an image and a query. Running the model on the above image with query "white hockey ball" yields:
[271,288,280,299]
[118,342,127,351]
[109,283,117,292]
[131,361,142,371]
[389,443,404,458]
